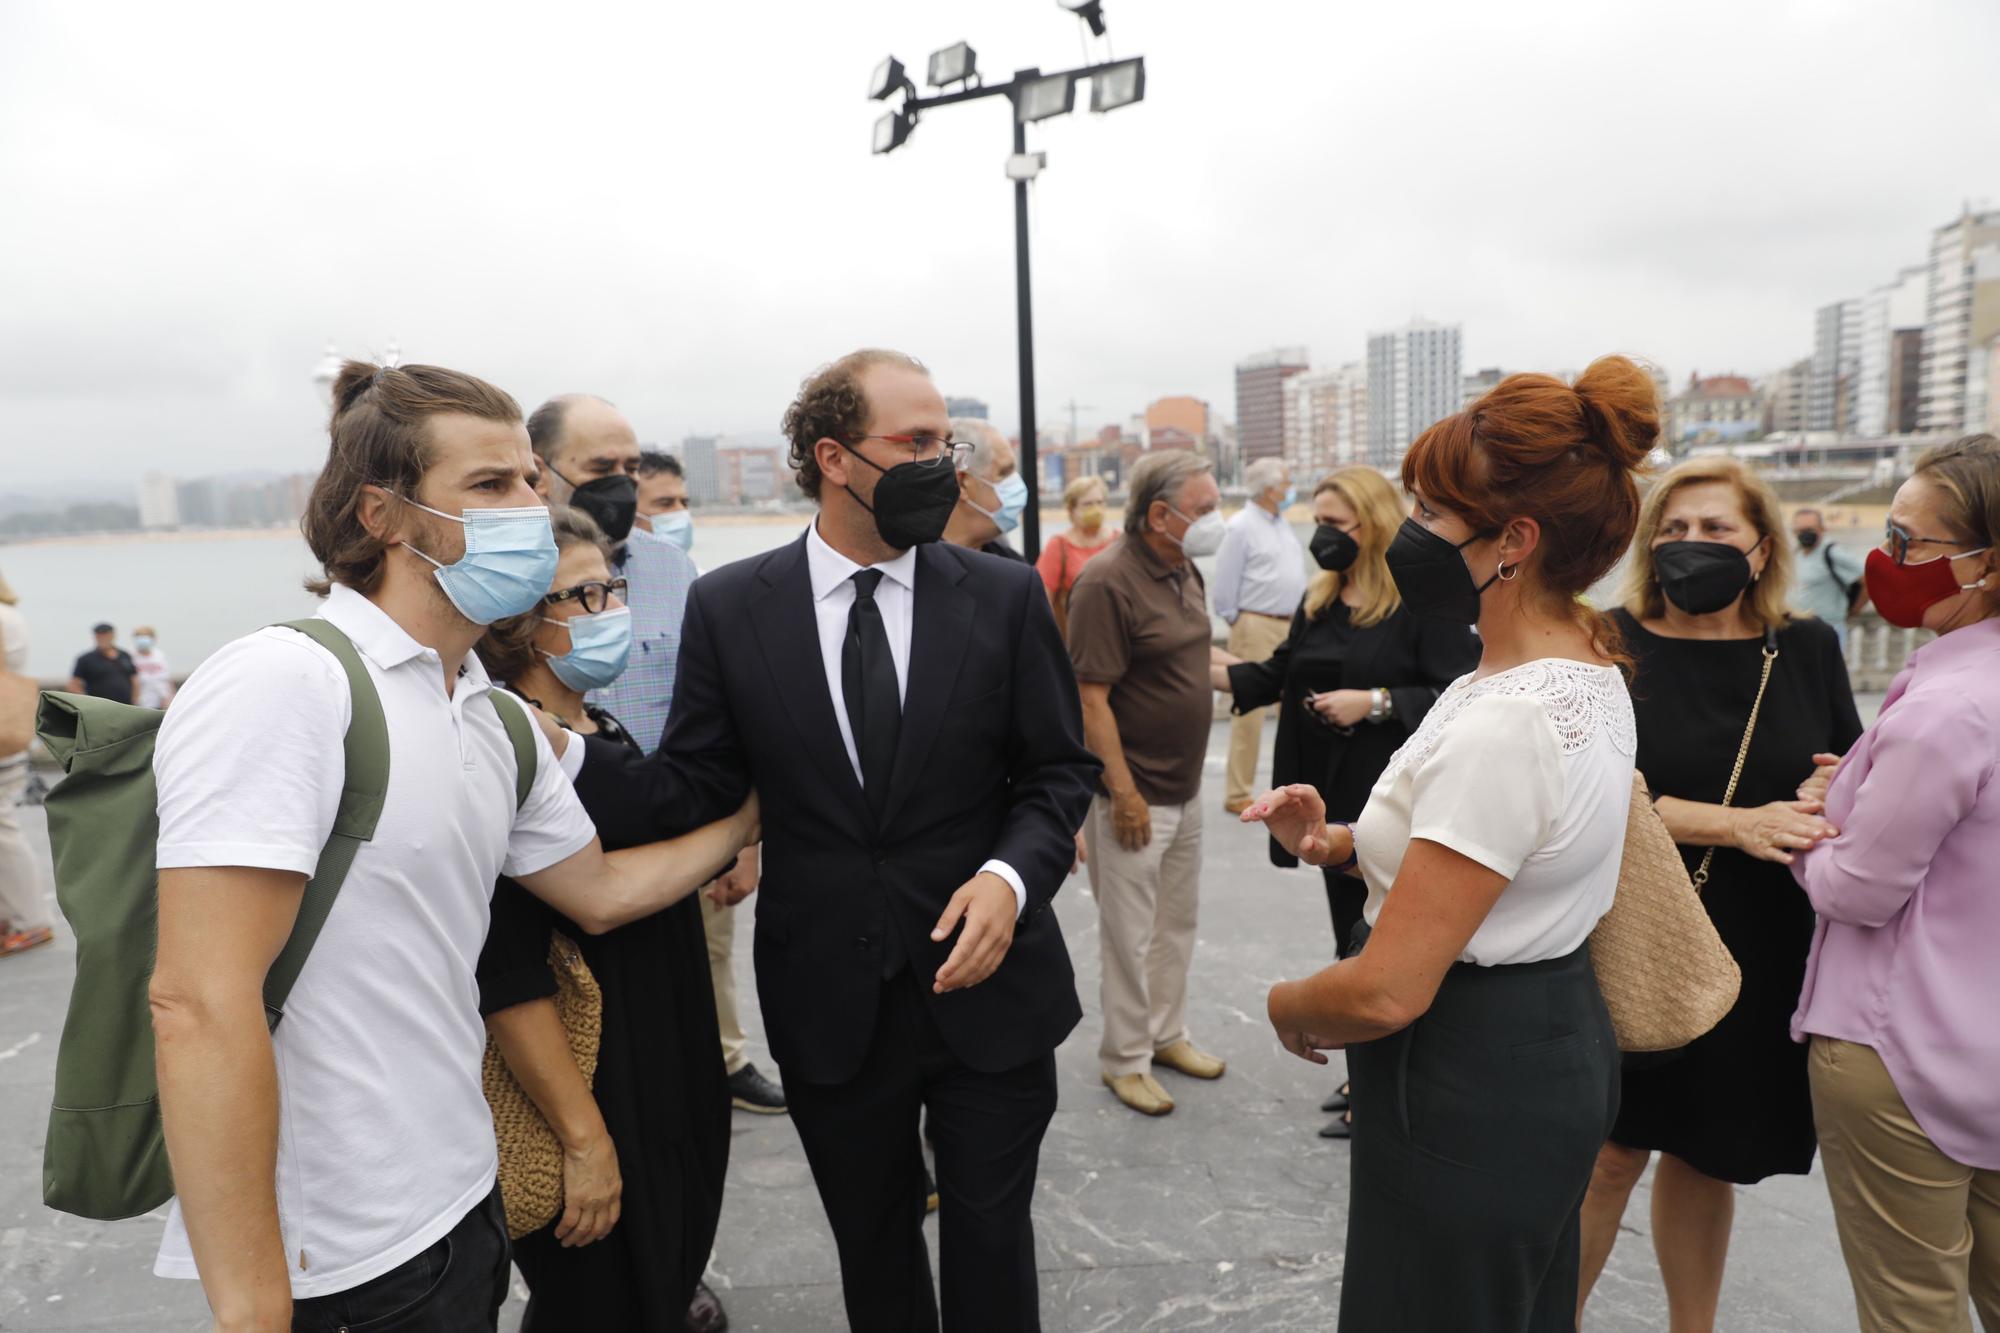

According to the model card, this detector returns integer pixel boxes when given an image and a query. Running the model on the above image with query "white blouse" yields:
[1352,658,1636,967]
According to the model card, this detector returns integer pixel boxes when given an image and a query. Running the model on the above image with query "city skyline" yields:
[5,1,1997,495]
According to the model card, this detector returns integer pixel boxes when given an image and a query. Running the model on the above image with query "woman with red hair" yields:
[1247,357,1657,1329]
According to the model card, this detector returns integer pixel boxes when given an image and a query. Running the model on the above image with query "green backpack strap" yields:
[261,619,390,1029]
[486,690,539,811]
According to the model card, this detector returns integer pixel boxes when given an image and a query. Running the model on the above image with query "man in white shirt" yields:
[149,359,757,1333]
[1212,457,1307,813]
[131,625,175,709]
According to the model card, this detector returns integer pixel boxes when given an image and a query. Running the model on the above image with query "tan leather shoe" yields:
[1223,797,1253,815]
[1153,1040,1226,1080]
[1103,1071,1175,1116]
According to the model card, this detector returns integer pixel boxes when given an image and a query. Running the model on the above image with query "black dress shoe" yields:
[1319,1111,1353,1140]
[686,1281,729,1332]
[728,1063,788,1115]
[1321,1081,1351,1114]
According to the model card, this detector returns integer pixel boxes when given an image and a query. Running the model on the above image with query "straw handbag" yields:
[482,930,603,1239]
[1590,633,1775,1052]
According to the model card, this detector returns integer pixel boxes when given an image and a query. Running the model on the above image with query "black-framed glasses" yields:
[849,434,975,470]
[544,577,628,613]
[1883,520,1980,567]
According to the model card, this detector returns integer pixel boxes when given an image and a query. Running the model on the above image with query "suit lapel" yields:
[878,544,975,829]
[749,533,872,830]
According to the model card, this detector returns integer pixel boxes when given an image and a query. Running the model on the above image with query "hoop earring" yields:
[1496,561,1520,582]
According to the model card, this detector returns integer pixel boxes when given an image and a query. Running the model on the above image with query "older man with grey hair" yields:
[1212,455,1305,814]
[1065,450,1228,1115]
[941,418,1030,559]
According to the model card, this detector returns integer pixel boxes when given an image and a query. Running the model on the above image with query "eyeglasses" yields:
[544,577,628,613]
[849,434,974,470]
[1883,520,1983,567]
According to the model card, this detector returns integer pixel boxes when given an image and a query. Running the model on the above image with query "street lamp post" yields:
[870,12,1145,561]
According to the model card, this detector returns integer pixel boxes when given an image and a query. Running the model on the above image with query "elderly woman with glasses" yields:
[1790,435,2000,1333]
[474,504,732,1332]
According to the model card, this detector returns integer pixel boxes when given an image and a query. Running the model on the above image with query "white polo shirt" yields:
[151,584,596,1298]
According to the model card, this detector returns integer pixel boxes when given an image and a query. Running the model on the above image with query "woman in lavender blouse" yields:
[1792,433,2000,1333]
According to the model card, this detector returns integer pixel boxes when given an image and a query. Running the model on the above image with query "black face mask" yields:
[1795,529,1821,552]
[1310,524,1360,572]
[1384,517,1496,623]
[1653,540,1757,615]
[553,468,638,545]
[839,443,960,549]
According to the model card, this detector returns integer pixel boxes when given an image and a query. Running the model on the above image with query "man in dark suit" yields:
[578,348,1098,1330]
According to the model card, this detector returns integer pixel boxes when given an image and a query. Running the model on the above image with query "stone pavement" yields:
[0,718,1867,1331]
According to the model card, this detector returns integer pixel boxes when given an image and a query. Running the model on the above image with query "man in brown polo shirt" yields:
[1066,450,1229,1116]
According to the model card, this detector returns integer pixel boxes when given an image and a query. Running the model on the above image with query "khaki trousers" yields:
[0,761,50,932]
[1810,1036,2000,1333]
[1086,794,1202,1078]
[701,891,748,1075]
[1224,613,1291,806]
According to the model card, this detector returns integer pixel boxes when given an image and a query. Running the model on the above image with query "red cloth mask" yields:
[1864,545,1991,628]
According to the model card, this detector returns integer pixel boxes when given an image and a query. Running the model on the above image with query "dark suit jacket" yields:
[1228,601,1478,867]
[577,531,1100,1086]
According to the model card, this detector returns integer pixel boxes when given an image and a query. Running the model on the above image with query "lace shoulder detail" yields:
[1382,659,1635,784]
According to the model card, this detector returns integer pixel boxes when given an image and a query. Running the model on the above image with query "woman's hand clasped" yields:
[1730,799,1839,865]
[1241,785,1351,867]
[1796,752,1843,805]
[1309,689,1373,728]
[554,1128,623,1248]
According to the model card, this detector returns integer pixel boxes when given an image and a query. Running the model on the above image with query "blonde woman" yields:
[1036,474,1117,637]
[1577,457,1862,1331]
[1211,466,1477,1137]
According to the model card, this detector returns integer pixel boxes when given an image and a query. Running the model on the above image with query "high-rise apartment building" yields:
[1810,298,1864,434]
[1234,348,1309,464]
[679,434,720,505]
[1857,265,1929,436]
[1461,367,1505,410]
[137,473,180,530]
[1918,205,2000,434]
[944,396,989,420]
[1144,395,1210,450]
[1281,364,1370,480]
[1365,319,1462,465]
[1762,361,1811,437]
[718,444,781,504]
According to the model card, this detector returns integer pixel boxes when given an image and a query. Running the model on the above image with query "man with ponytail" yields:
[147,361,759,1331]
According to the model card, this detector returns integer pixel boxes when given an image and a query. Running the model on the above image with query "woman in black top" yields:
[1575,459,1863,1331]
[476,507,731,1332]
[1211,466,1478,1136]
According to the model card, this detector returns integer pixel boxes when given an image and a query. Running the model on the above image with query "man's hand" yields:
[1110,786,1151,852]
[931,872,1018,994]
[554,1128,622,1248]
[528,704,570,759]
[706,843,760,908]
[1070,828,1088,875]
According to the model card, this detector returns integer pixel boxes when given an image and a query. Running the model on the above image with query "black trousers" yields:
[291,1187,510,1332]
[784,971,1058,1332]
[1340,946,1619,1332]
[1321,868,1367,960]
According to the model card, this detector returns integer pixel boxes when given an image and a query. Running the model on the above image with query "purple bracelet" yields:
[1327,821,1358,874]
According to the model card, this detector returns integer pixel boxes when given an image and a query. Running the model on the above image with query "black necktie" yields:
[842,569,901,823]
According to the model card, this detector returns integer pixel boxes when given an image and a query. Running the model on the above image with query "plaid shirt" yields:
[588,536,698,754]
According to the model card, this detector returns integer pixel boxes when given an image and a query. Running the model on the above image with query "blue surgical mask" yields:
[400,499,560,626]
[654,510,695,553]
[1280,485,1298,510]
[540,605,632,691]
[968,472,1030,535]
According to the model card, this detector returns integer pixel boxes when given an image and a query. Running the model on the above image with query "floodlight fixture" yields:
[1090,57,1145,113]
[1016,72,1075,124]
[1005,151,1047,182]
[873,108,916,154]
[927,41,977,88]
[869,54,913,101]
[1060,0,1108,37]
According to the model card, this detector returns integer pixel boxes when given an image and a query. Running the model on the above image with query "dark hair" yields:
[302,361,521,597]
[1402,354,1659,661]
[780,349,928,500]
[475,505,611,685]
[637,448,683,479]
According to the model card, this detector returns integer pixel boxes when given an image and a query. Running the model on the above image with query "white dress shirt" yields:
[806,522,1028,917]
[1212,501,1308,623]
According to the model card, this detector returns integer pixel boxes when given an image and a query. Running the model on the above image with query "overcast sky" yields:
[3,0,1996,496]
